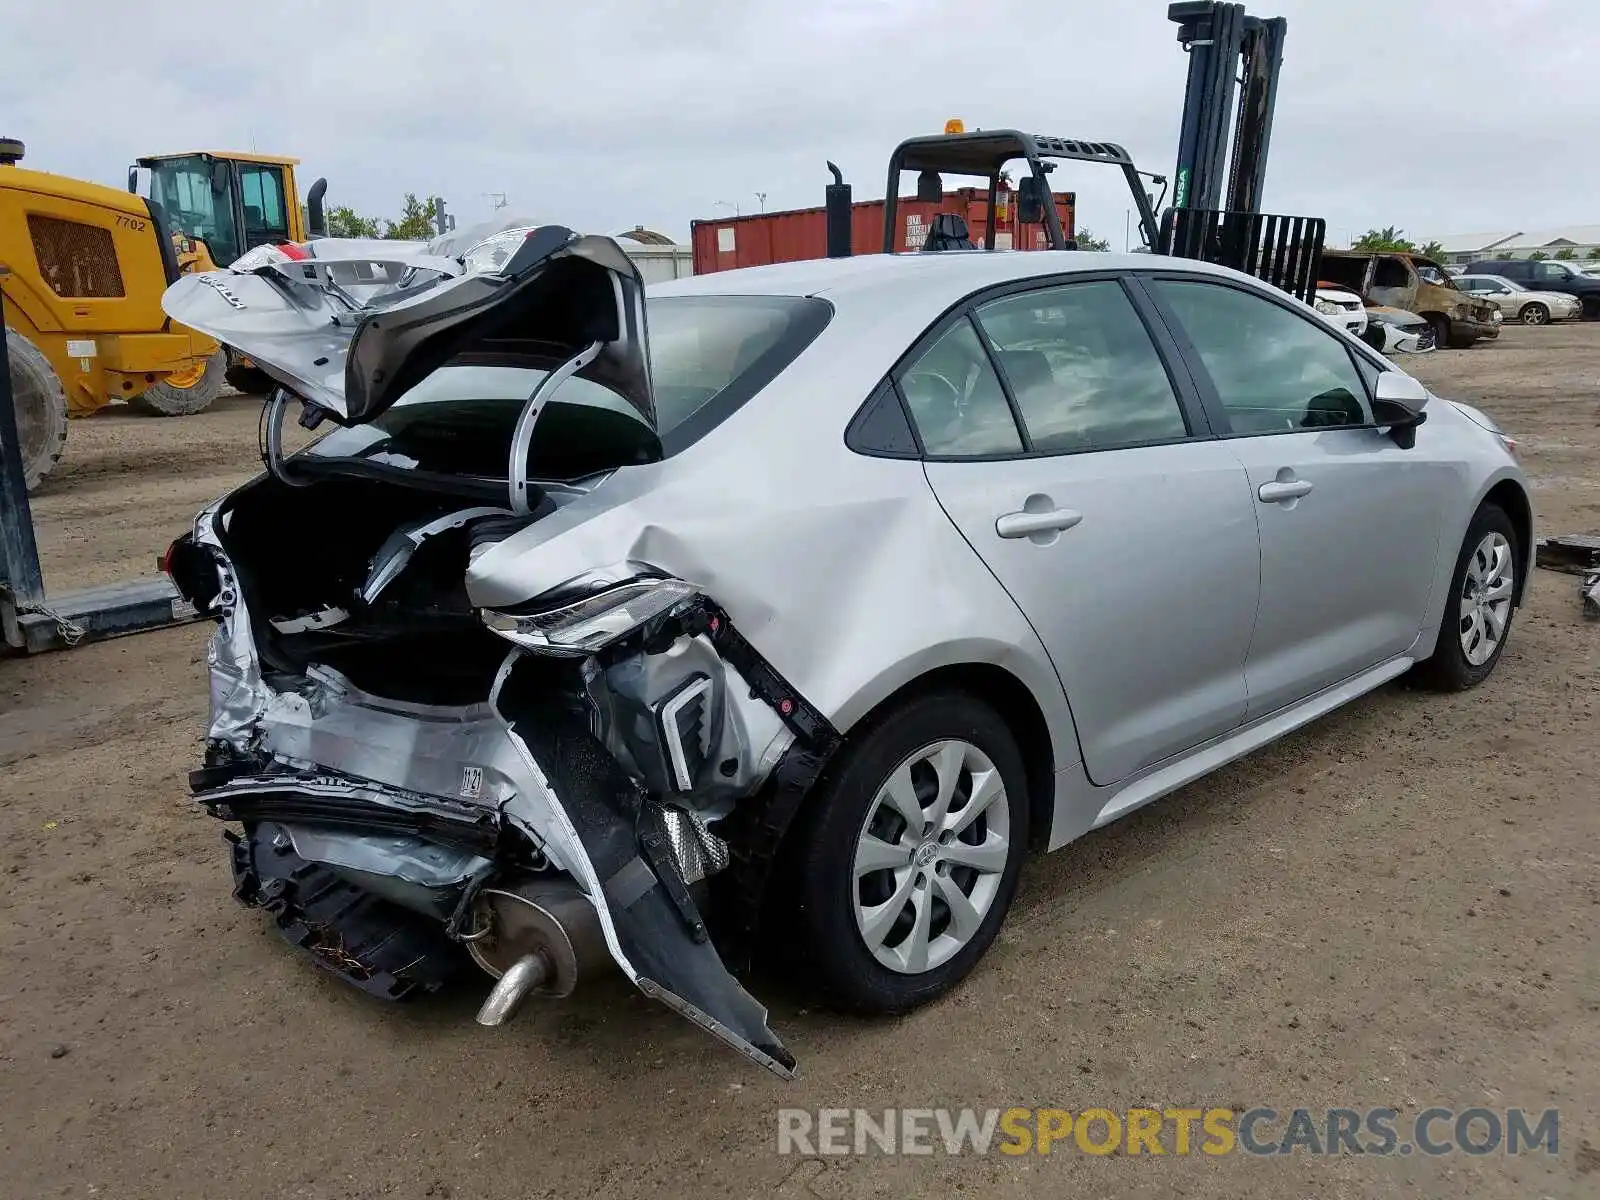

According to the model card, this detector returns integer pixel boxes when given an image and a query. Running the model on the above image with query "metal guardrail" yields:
[1159,207,1325,304]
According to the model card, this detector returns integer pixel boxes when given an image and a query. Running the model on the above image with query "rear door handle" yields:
[1257,479,1314,503]
[995,508,1083,539]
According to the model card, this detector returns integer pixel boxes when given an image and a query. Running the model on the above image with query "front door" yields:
[1148,277,1449,716]
[902,278,1261,785]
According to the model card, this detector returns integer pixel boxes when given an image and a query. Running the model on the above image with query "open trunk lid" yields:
[162,221,655,431]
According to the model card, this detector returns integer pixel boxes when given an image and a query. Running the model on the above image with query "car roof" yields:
[648,250,1247,301]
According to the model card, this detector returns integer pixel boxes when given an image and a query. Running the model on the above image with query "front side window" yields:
[148,154,240,265]
[973,281,1188,453]
[1154,279,1370,435]
[897,319,1023,456]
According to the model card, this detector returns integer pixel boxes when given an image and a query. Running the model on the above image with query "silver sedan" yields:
[162,226,1532,1078]
[1457,274,1582,324]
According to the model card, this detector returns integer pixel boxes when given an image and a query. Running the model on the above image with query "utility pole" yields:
[755,192,767,213]
[483,192,509,211]
[714,200,741,218]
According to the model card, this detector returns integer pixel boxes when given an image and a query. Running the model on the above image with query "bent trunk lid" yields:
[162,222,655,430]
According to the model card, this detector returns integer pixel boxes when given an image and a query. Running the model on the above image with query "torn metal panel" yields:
[503,701,796,1077]
[359,507,515,605]
[163,225,655,429]
[1536,534,1600,576]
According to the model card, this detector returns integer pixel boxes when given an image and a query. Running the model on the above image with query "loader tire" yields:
[128,348,226,416]
[223,362,273,395]
[4,327,69,492]
[222,345,273,396]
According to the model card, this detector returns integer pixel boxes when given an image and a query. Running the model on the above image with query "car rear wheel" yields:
[1412,504,1519,691]
[778,691,1029,1013]
[1519,302,1550,326]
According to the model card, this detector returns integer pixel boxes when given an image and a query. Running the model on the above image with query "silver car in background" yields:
[159,225,1533,1078]
[1457,274,1582,324]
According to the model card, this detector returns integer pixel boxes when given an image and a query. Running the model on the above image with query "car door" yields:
[903,277,1261,786]
[1145,276,1450,717]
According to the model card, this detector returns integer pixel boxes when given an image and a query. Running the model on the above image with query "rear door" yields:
[1144,275,1450,717]
[908,275,1261,786]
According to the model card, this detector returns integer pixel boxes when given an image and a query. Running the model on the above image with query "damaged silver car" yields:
[163,222,1532,1079]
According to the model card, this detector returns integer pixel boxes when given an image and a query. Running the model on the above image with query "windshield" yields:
[149,155,240,266]
[305,294,831,482]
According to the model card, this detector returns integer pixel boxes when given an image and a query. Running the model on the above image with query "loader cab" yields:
[132,151,326,268]
[882,124,1162,255]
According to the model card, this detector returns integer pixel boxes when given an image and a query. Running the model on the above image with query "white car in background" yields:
[1313,284,1367,336]
[1361,307,1438,355]
[1456,274,1582,325]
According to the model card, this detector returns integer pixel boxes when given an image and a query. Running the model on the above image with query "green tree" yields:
[1074,227,1112,251]
[1418,239,1446,260]
[326,206,383,238]
[1352,226,1418,252]
[1588,246,1600,260]
[384,193,440,240]
[1553,246,1577,260]
[1528,250,1548,261]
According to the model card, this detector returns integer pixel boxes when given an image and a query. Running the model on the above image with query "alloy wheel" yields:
[851,739,1011,974]
[1459,531,1515,666]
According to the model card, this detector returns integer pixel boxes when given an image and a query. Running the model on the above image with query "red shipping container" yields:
[690,188,1076,275]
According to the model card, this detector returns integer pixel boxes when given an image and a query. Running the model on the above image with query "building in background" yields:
[1438,226,1600,264]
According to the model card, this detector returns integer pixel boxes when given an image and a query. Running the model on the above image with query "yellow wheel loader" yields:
[130,151,328,394]
[0,137,224,490]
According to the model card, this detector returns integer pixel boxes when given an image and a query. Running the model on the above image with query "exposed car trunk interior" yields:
[214,474,535,703]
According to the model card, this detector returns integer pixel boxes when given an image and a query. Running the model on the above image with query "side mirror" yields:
[916,169,943,202]
[126,165,138,195]
[1017,176,1046,224]
[1372,372,1429,448]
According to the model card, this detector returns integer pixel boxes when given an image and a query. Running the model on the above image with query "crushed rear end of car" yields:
[161,223,840,1077]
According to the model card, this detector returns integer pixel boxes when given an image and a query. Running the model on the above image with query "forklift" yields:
[823,2,1321,302]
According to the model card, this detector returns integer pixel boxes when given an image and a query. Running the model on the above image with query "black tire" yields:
[777,690,1030,1014]
[126,348,226,416]
[4,327,68,492]
[1582,295,1600,321]
[1519,302,1549,326]
[1412,504,1520,692]
[223,363,273,394]
[223,347,273,395]
[1427,313,1451,350]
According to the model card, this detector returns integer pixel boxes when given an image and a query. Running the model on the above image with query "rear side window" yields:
[306,294,831,480]
[897,319,1023,456]
[974,281,1188,453]
[1154,279,1370,435]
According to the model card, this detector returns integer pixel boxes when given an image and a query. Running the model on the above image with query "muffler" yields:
[466,879,609,1026]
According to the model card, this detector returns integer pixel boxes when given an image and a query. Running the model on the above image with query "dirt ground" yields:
[2,325,1597,1198]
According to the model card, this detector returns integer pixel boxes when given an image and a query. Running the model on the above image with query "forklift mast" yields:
[1169,0,1287,215]
[1163,1,1320,304]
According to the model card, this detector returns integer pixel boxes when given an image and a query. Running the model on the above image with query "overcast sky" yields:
[4,0,1593,249]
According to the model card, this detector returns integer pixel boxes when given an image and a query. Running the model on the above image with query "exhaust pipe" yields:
[305,177,329,240]
[825,161,852,258]
[466,879,609,1026]
[476,952,552,1026]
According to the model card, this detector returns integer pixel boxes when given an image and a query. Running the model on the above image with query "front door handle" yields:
[995,508,1083,539]
[1257,479,1314,504]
